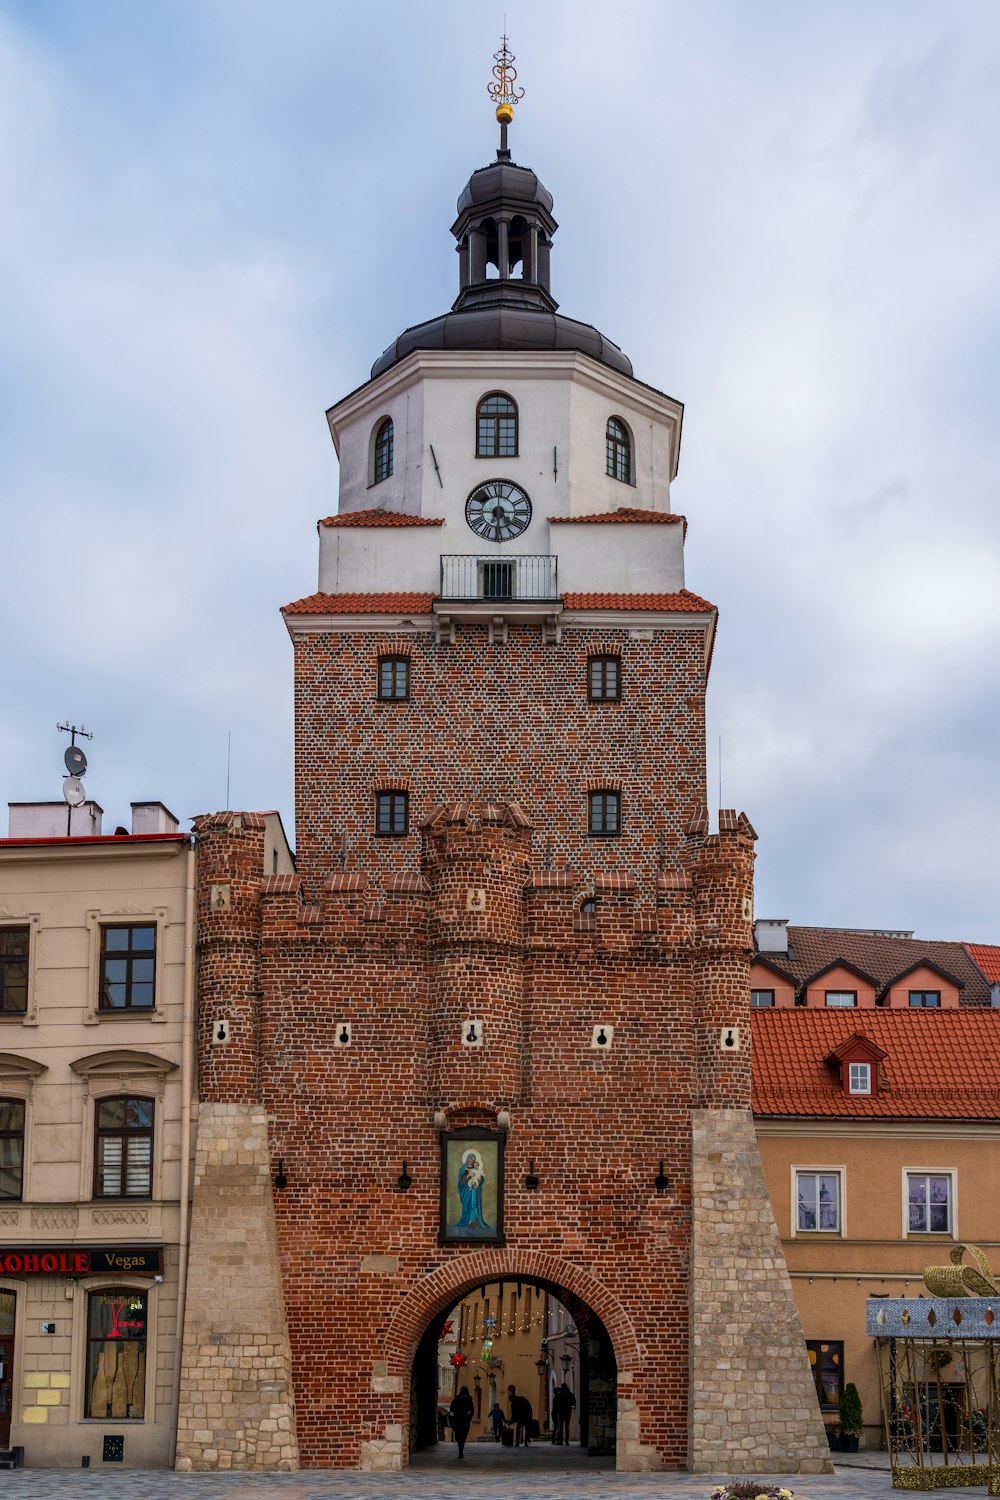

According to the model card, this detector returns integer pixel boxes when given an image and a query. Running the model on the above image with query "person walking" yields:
[508,1386,533,1447]
[449,1385,475,1460]
[489,1400,505,1441]
[552,1381,576,1445]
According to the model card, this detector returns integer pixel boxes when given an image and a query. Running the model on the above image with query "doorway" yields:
[410,1276,616,1465]
[0,1290,15,1449]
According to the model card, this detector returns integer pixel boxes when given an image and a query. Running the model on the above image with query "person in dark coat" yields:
[508,1386,533,1447]
[449,1385,475,1459]
[489,1400,505,1440]
[551,1381,576,1444]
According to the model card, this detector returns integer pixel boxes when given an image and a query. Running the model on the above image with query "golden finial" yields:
[488,34,524,127]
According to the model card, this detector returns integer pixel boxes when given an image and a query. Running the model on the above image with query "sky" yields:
[2,0,999,940]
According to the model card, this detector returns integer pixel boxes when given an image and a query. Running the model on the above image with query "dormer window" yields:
[908,990,941,1008]
[848,1063,871,1095]
[477,393,518,458]
[826,1034,886,1097]
[372,417,394,484]
[606,417,632,483]
[825,991,856,1008]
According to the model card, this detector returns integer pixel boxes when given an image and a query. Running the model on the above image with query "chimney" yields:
[754,918,789,955]
[8,802,103,837]
[131,802,181,835]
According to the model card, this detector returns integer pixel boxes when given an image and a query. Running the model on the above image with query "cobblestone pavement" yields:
[0,1447,929,1500]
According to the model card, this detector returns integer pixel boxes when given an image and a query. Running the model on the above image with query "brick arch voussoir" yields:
[383,1248,639,1374]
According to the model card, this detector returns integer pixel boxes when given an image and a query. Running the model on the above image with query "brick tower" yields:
[181,55,831,1475]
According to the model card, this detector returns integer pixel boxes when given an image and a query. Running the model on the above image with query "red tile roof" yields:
[282,592,435,616]
[561,589,715,612]
[752,1009,1000,1119]
[965,944,1000,984]
[318,510,444,527]
[754,926,990,1006]
[548,509,686,526]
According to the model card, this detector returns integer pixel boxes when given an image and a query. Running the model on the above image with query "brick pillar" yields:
[176,812,298,1472]
[686,808,833,1475]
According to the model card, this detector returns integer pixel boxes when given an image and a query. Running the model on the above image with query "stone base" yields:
[175,1102,299,1472]
[689,1108,834,1475]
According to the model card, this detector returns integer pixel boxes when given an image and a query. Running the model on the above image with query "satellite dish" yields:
[64,745,88,777]
[63,777,86,807]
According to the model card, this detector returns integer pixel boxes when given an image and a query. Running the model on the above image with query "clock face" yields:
[465,480,532,542]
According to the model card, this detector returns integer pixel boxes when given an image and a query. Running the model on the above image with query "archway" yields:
[375,1249,643,1471]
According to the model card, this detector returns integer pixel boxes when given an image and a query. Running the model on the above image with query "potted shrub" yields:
[839,1383,863,1453]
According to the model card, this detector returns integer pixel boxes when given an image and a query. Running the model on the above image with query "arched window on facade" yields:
[476,393,518,458]
[606,417,631,483]
[373,417,394,484]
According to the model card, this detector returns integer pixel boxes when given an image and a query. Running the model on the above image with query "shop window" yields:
[907,1172,952,1234]
[588,655,621,702]
[85,1288,148,1419]
[796,1170,841,1233]
[751,989,775,1008]
[375,791,408,837]
[99,924,156,1011]
[0,928,29,1014]
[378,657,410,701]
[806,1340,843,1410]
[588,791,620,837]
[94,1097,153,1199]
[476,393,518,457]
[0,1099,24,1200]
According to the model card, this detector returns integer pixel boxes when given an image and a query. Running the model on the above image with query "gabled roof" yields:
[756,926,991,1007]
[800,958,880,992]
[318,510,444,527]
[825,1033,888,1064]
[749,955,799,987]
[561,589,715,612]
[752,1010,1000,1119]
[966,944,1000,984]
[282,592,436,616]
[882,958,964,992]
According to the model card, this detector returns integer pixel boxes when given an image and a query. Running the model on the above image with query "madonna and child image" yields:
[441,1133,504,1243]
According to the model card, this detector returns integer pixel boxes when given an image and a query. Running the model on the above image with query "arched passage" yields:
[369,1249,644,1471]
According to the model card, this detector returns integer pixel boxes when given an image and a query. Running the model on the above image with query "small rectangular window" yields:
[848,1062,871,1094]
[751,989,775,1008]
[824,991,856,1008]
[85,1288,148,1419]
[908,990,941,1008]
[378,657,410,700]
[588,656,621,702]
[0,927,29,1014]
[375,791,408,837]
[806,1340,844,1410]
[99,924,156,1011]
[907,1172,952,1234]
[588,791,620,837]
[796,1170,841,1232]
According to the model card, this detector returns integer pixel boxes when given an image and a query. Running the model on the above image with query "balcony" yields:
[438,554,559,603]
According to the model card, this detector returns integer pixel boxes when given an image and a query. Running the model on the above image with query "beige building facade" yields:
[0,799,193,1468]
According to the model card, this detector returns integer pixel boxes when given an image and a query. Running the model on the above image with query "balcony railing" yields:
[438,554,559,603]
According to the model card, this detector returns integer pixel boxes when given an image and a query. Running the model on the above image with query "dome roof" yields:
[455,161,554,218]
[371,305,632,379]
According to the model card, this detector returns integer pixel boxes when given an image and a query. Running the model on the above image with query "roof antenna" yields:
[57,721,93,835]
[226,730,232,811]
[488,29,523,161]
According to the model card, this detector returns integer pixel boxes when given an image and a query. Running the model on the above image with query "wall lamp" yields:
[397,1161,413,1192]
[654,1161,669,1192]
[274,1160,288,1191]
[525,1159,540,1191]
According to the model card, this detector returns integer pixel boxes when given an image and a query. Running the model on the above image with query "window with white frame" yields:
[848,1062,871,1094]
[907,1172,952,1234]
[825,991,856,1007]
[796,1170,841,1232]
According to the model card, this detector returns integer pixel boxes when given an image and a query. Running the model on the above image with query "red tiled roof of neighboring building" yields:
[317,510,444,527]
[965,944,1000,984]
[548,509,686,526]
[752,1009,1000,1119]
[0,834,187,849]
[753,926,991,1006]
[562,589,715,613]
[282,592,436,616]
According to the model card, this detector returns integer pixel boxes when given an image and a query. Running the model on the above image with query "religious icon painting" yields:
[439,1127,505,1246]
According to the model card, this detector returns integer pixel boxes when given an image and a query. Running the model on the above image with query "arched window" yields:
[373,417,394,484]
[476,393,518,458]
[606,417,631,484]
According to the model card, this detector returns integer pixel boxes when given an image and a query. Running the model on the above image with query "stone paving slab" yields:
[0,1463,949,1500]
